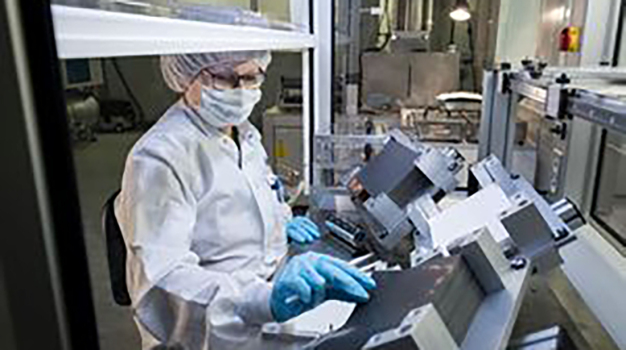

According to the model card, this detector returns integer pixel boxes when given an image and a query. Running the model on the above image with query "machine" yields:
[305,130,463,264]
[342,130,464,265]
[259,126,593,350]
[477,63,626,348]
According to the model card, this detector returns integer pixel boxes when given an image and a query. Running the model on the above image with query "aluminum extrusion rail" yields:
[567,89,626,134]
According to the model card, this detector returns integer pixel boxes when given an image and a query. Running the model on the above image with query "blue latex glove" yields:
[286,216,321,244]
[270,252,377,323]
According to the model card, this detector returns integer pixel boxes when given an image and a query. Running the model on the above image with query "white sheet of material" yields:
[265,300,356,336]
[429,184,513,247]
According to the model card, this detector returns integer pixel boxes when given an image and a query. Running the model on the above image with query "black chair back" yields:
[102,190,131,306]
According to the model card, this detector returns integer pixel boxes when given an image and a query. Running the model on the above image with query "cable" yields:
[467,20,478,91]
[110,58,145,127]
[449,20,456,46]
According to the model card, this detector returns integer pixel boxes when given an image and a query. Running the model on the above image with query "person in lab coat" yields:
[114,47,376,350]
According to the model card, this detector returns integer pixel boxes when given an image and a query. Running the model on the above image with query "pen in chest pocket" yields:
[269,176,285,203]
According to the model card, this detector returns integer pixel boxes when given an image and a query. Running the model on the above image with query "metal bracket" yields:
[362,304,459,350]
[470,156,585,273]
[447,228,508,294]
[547,85,568,119]
[498,71,512,94]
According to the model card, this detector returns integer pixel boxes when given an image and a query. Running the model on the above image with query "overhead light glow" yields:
[450,0,471,22]
[450,8,471,22]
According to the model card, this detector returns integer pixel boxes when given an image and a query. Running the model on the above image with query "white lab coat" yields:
[115,102,290,349]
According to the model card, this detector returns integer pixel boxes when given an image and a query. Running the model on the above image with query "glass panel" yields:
[261,52,305,196]
[510,99,541,185]
[313,132,388,189]
[592,130,626,247]
[52,0,307,31]
[331,0,499,188]
[66,51,304,349]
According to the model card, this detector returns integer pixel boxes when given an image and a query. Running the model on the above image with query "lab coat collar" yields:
[181,103,274,254]
[173,101,274,251]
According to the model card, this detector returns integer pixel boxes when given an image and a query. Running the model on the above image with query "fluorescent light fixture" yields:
[450,0,471,22]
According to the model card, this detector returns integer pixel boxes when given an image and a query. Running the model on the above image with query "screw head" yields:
[556,73,571,84]
[555,228,569,241]
[511,257,527,270]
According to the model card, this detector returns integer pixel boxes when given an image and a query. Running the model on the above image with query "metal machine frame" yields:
[285,125,591,349]
[480,65,626,250]
[480,65,626,348]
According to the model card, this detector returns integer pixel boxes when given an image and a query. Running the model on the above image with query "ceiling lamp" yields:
[450,0,471,22]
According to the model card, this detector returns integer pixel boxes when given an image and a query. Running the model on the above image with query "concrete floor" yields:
[73,132,142,350]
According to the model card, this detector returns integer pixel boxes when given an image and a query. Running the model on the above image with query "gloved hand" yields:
[286,216,321,244]
[270,252,376,323]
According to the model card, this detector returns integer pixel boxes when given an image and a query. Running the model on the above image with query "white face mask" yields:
[196,88,262,128]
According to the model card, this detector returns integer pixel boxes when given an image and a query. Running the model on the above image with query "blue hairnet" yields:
[160,5,272,92]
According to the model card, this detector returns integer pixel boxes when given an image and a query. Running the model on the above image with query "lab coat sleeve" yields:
[116,147,275,342]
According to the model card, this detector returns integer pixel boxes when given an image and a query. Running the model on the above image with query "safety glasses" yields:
[198,64,266,90]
